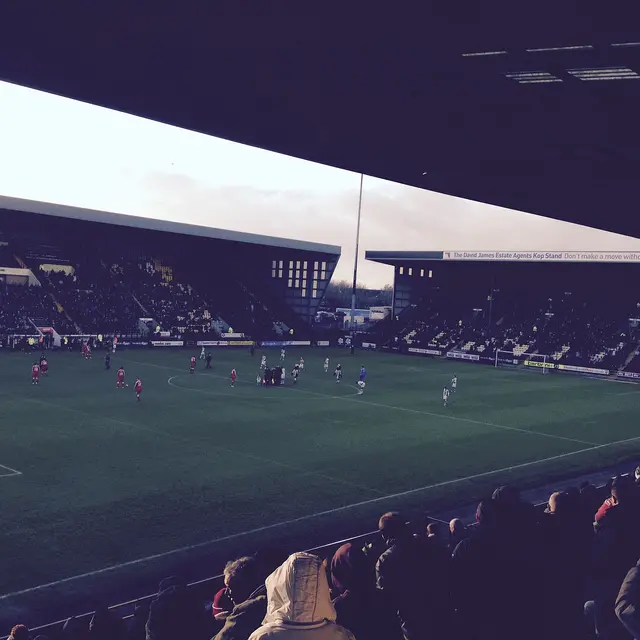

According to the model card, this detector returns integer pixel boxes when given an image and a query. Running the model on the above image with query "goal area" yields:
[495,350,553,374]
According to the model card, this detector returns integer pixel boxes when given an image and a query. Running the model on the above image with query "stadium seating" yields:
[391,285,639,376]
[10,467,640,640]
[0,283,75,335]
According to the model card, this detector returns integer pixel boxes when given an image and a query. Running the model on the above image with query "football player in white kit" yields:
[324,357,330,372]
[299,357,305,370]
[334,363,343,382]
[443,386,450,407]
[280,348,286,361]
[200,346,206,360]
[451,374,457,393]
[260,355,267,370]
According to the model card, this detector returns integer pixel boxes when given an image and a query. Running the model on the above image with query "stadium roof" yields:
[366,250,640,265]
[0,195,341,255]
[1,5,640,238]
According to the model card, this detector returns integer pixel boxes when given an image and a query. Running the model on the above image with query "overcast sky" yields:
[2,80,640,287]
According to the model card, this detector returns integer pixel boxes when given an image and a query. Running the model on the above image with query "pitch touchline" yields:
[3,431,640,601]
[123,357,597,446]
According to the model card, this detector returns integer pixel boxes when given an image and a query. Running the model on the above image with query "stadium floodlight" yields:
[350,173,364,333]
[526,45,593,52]
[505,71,563,84]
[461,50,508,57]
[567,67,640,81]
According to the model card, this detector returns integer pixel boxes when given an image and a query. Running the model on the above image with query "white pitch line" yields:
[4,431,640,601]
[337,396,598,446]
[22,395,381,500]
[0,463,22,478]
[167,374,349,402]
[127,357,597,447]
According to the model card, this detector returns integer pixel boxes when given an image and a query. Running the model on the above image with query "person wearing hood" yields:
[248,552,355,640]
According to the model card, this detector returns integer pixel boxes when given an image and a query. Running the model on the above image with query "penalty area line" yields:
[3,432,640,601]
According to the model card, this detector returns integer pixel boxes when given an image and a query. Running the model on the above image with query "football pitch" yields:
[1,347,640,601]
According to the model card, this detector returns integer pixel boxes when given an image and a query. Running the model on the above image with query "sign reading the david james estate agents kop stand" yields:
[442,251,640,263]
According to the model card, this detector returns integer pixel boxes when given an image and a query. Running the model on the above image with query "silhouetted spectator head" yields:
[476,499,499,527]
[492,484,520,506]
[580,482,597,500]
[8,625,29,640]
[426,522,441,538]
[253,547,289,576]
[611,475,635,504]
[379,511,408,544]
[606,477,614,495]
[546,491,570,515]
[564,486,580,512]
[146,577,205,640]
[449,517,467,544]
[224,556,262,605]
[450,518,463,534]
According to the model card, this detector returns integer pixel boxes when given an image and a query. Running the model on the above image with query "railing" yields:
[26,473,632,638]
[27,528,380,637]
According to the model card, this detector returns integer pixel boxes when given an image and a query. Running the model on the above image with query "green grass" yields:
[1,346,640,597]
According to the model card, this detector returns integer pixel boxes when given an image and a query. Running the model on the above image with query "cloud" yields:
[135,171,640,287]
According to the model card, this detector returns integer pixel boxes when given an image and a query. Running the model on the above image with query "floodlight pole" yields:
[350,173,364,333]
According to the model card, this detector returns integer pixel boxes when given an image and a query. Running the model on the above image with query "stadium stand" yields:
[374,254,640,381]
[0,199,340,342]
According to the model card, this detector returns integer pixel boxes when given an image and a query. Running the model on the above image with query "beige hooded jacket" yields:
[248,553,356,640]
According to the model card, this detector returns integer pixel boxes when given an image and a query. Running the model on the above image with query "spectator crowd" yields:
[8,466,640,640]
[0,284,74,335]
[395,288,639,373]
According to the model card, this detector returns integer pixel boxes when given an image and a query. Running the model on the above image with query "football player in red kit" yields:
[82,342,88,358]
[31,362,40,385]
[134,377,143,401]
[230,368,237,387]
[190,356,196,373]
[40,356,48,376]
[116,366,126,388]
